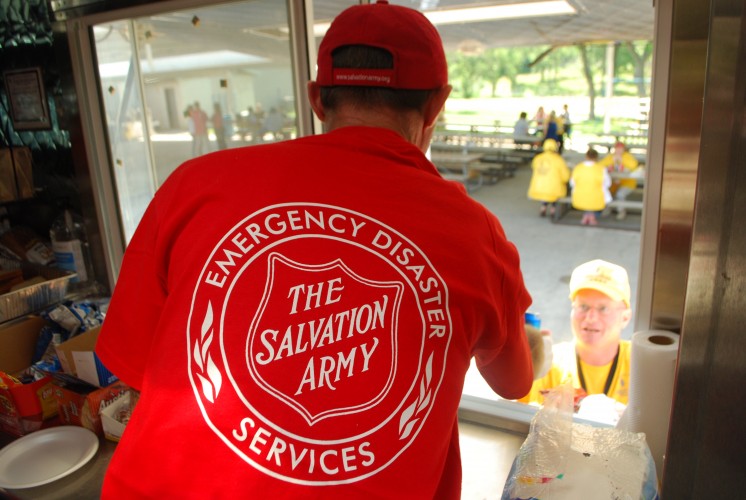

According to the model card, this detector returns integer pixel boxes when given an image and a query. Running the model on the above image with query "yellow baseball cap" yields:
[569,259,631,307]
[542,138,558,152]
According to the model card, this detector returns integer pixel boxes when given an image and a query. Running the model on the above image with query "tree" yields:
[622,41,653,97]
[577,43,597,119]
[480,47,539,97]
[481,49,503,97]
[526,46,558,95]
[448,53,484,98]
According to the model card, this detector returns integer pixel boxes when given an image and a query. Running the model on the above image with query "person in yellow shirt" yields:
[598,141,640,220]
[527,138,570,217]
[570,148,612,225]
[519,259,633,407]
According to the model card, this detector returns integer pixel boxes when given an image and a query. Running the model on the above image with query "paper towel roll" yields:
[617,330,679,480]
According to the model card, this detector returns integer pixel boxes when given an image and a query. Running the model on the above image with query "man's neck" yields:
[324,107,428,152]
[576,342,619,366]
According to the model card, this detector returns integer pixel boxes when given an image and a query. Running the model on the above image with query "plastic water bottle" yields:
[525,311,553,378]
[525,311,542,329]
[50,209,94,288]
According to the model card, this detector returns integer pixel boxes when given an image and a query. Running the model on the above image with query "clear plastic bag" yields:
[502,384,659,499]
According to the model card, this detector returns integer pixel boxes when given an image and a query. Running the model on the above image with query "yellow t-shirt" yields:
[571,161,608,211]
[599,151,640,190]
[518,340,631,405]
[527,152,570,202]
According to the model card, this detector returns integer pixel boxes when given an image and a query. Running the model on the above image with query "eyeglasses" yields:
[572,303,625,317]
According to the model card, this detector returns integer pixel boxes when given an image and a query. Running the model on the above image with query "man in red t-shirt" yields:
[96,2,534,498]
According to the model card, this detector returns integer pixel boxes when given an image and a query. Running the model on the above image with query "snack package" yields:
[51,373,128,435]
[502,384,659,500]
[0,369,58,435]
[32,324,70,365]
[0,226,55,266]
[42,300,105,336]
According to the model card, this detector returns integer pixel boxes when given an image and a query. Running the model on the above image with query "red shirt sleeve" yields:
[96,199,167,391]
[471,210,534,399]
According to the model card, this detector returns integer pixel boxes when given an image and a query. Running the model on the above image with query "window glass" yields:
[93,1,299,242]
[386,0,653,420]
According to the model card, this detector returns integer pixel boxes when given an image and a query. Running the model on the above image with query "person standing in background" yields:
[211,103,227,150]
[527,138,570,217]
[190,101,209,156]
[184,105,196,157]
[96,2,535,497]
[545,111,565,153]
[533,106,546,134]
[561,103,572,140]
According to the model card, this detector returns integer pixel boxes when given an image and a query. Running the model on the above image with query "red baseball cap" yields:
[316,0,448,90]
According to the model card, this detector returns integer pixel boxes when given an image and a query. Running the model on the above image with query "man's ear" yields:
[423,85,452,128]
[307,81,326,121]
[620,307,633,328]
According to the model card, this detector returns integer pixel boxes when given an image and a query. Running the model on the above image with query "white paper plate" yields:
[0,426,99,489]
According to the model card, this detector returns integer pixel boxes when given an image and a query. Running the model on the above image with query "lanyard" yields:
[576,347,620,397]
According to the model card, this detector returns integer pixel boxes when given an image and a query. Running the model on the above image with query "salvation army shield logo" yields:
[247,253,403,425]
[187,203,452,485]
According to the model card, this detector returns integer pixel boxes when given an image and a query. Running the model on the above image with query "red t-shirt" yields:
[96,126,533,499]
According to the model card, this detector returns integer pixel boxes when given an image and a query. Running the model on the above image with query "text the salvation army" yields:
[254,278,385,395]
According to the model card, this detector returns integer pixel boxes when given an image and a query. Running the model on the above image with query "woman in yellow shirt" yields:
[570,148,612,225]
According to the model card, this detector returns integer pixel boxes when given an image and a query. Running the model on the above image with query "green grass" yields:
[576,120,646,136]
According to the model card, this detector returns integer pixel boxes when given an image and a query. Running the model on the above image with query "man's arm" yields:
[623,152,640,170]
[474,210,535,399]
[475,320,533,400]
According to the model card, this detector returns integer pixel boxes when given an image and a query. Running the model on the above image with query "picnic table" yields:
[430,152,485,192]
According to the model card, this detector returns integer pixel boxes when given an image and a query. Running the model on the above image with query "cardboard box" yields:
[0,147,34,202]
[101,390,136,442]
[54,326,117,387]
[0,315,58,436]
[0,315,46,374]
[51,373,128,435]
